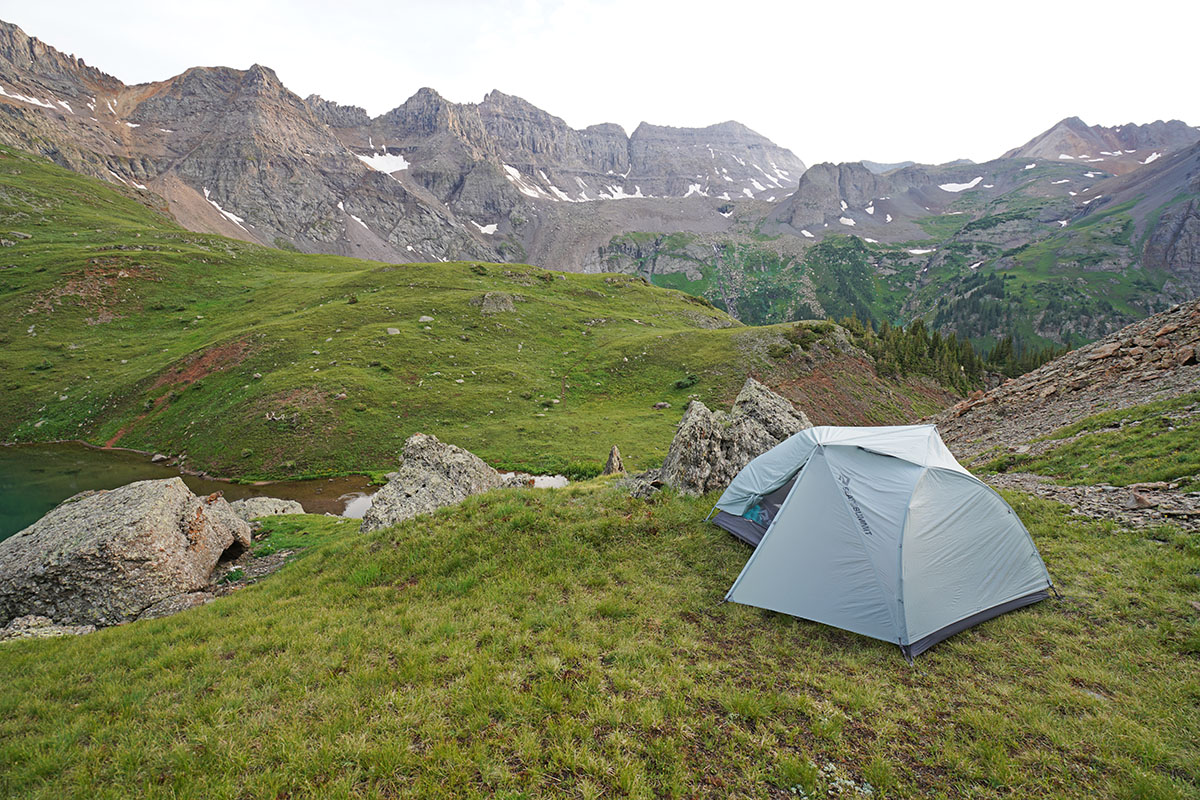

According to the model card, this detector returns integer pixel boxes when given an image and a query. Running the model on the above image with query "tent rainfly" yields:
[712,424,1053,658]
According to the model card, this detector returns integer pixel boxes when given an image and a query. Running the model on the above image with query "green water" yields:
[0,443,375,541]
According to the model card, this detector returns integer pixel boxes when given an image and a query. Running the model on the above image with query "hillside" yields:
[1,478,1197,798]
[0,148,952,479]
[932,299,1200,532]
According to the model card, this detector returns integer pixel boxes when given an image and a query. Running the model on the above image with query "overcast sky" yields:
[3,0,1195,166]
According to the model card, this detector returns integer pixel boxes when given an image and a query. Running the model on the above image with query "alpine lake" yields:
[0,442,376,541]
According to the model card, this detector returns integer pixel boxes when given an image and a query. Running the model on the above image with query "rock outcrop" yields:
[603,446,624,475]
[0,478,251,629]
[641,378,812,497]
[360,433,506,532]
[229,496,305,521]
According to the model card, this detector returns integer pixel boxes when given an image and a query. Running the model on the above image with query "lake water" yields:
[0,443,377,541]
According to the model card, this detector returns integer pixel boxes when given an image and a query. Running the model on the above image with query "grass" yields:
[0,483,1197,799]
[0,147,951,480]
[987,392,1200,490]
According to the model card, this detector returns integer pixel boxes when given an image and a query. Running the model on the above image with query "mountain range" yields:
[0,17,1196,348]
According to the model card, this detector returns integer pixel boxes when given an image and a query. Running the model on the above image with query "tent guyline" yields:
[711,424,1053,658]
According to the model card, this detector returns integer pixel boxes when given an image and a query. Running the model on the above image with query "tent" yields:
[712,424,1053,658]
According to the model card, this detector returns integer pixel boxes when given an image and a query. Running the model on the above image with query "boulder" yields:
[229,496,305,520]
[360,433,505,532]
[657,378,812,496]
[0,478,251,629]
[469,291,519,313]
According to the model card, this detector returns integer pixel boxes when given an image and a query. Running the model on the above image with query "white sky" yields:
[3,0,1196,166]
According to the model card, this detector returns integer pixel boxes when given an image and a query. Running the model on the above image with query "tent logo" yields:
[838,473,873,536]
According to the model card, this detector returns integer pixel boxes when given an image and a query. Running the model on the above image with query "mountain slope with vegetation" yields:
[0,148,953,479]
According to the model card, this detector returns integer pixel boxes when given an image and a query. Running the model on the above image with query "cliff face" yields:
[0,17,808,267]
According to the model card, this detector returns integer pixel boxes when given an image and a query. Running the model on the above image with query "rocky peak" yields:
[304,94,370,128]
[1005,116,1200,163]
[0,19,119,93]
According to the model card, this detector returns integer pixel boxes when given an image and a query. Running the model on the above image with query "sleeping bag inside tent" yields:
[712,424,1053,658]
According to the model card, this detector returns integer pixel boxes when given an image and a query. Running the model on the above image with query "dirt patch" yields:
[768,357,955,426]
[151,338,254,391]
[26,263,158,324]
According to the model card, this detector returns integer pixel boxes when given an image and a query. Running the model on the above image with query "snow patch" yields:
[863,237,878,243]
[800,230,814,238]
[602,185,646,200]
[1058,154,1075,160]
[968,261,983,270]
[502,164,547,198]
[0,85,56,109]
[742,187,754,198]
[1057,220,1068,227]
[1141,152,1161,165]
[471,221,498,235]
[938,176,983,192]
[1050,179,1071,184]
[750,179,767,192]
[359,152,410,173]
[684,183,707,198]
[840,200,848,211]
[839,216,856,227]
[885,213,892,223]
[203,187,247,230]
[907,248,935,255]
[1024,163,1036,170]
[865,205,875,215]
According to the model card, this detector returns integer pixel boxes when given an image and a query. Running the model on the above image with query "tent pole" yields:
[703,504,718,522]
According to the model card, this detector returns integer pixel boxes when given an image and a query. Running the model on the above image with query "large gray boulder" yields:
[229,496,305,521]
[360,433,506,533]
[657,378,812,496]
[0,478,252,629]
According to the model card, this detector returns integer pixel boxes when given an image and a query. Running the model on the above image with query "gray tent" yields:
[712,424,1053,658]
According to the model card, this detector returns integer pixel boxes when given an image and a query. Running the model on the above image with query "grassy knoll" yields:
[0,483,1197,799]
[987,392,1200,491]
[0,148,947,479]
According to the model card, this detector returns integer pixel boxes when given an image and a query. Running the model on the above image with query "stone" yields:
[386,328,400,335]
[1087,341,1121,360]
[0,615,95,642]
[360,433,505,532]
[418,315,434,323]
[652,401,671,409]
[151,453,169,462]
[0,478,251,629]
[228,496,305,521]
[1123,492,1157,510]
[603,445,624,475]
[469,291,518,313]
[655,378,812,496]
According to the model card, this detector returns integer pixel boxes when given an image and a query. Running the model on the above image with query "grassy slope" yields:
[0,484,1197,799]
[0,148,946,479]
[986,392,1200,491]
